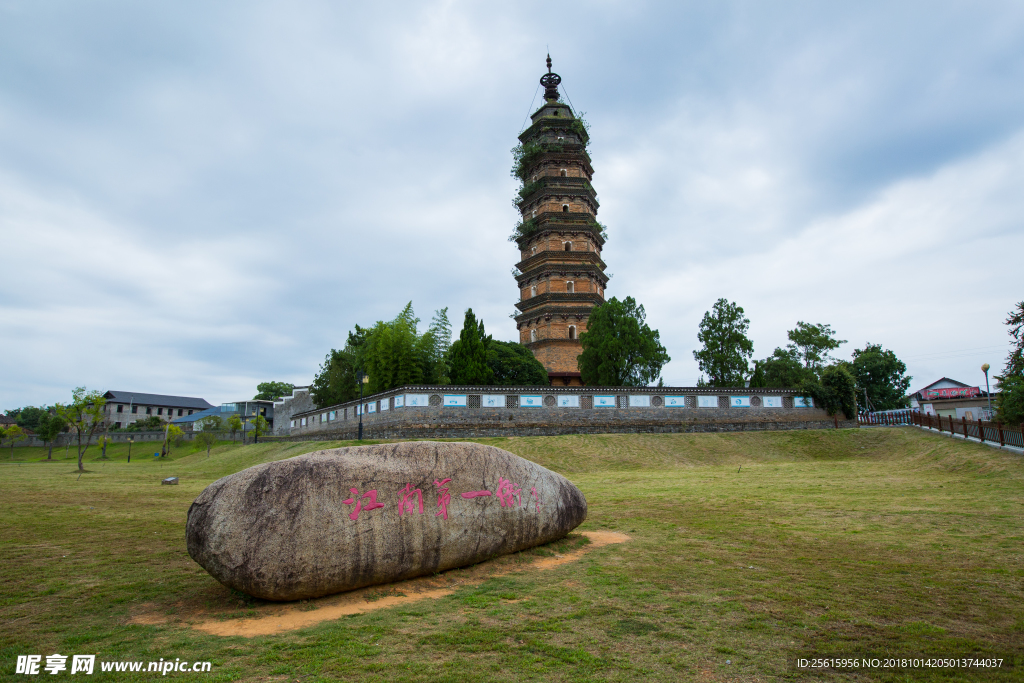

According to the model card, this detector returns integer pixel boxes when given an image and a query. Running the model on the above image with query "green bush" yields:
[996,375,1024,425]
[800,364,857,418]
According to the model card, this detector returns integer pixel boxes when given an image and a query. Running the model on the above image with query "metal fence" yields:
[910,411,1024,449]
[858,410,914,426]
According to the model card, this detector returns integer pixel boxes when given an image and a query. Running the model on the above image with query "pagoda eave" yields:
[516,251,607,273]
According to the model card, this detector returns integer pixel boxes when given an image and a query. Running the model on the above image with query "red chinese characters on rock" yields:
[398,483,424,516]
[343,476,539,522]
[434,478,452,519]
[341,488,385,521]
[496,477,522,508]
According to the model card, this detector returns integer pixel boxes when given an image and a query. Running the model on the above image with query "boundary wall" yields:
[278,385,855,441]
[9,430,243,450]
[272,386,313,436]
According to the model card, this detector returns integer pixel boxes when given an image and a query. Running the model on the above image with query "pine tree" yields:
[448,309,494,385]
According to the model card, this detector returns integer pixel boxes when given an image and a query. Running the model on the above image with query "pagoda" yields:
[513,56,608,386]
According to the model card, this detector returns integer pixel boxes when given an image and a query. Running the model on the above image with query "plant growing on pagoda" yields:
[508,218,539,242]
[516,179,544,203]
[570,114,591,150]
[510,141,544,183]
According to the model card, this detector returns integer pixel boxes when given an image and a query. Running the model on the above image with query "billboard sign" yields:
[923,386,980,400]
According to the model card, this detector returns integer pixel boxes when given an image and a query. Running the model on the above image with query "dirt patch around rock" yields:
[135,530,629,638]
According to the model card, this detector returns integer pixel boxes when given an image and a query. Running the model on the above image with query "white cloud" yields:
[1,0,1022,407]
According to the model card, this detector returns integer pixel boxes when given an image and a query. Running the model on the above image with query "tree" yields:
[787,322,847,371]
[11,406,48,431]
[749,347,814,388]
[197,414,223,433]
[363,303,425,392]
[996,301,1024,424]
[227,414,243,444]
[579,296,670,386]
[428,307,453,385]
[849,343,912,411]
[311,348,360,409]
[693,299,753,386]
[193,431,218,457]
[251,415,269,442]
[1,424,26,458]
[36,412,66,461]
[122,415,163,431]
[310,304,451,408]
[55,387,107,471]
[488,340,549,386]
[192,414,222,458]
[448,309,494,385]
[800,365,857,419]
[996,376,1024,425]
[163,424,184,456]
[253,382,294,401]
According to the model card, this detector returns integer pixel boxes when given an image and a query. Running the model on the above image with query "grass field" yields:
[1,428,1023,681]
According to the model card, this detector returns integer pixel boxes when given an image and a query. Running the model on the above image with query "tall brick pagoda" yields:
[513,56,608,386]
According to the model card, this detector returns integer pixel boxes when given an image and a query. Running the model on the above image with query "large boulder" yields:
[186,441,587,601]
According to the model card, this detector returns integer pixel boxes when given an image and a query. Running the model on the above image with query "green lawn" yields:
[1,428,1022,681]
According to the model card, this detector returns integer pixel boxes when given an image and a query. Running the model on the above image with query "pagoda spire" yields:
[511,61,608,386]
[540,54,562,102]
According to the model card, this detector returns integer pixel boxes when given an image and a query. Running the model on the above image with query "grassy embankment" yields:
[1,428,1022,681]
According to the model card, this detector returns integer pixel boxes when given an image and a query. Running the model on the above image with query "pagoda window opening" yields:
[530,329,537,342]
[530,285,537,297]
[566,281,575,293]
[568,325,576,340]
[560,169,567,177]
[564,241,572,251]
[562,204,569,212]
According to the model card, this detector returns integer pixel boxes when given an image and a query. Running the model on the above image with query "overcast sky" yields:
[2,1,1023,409]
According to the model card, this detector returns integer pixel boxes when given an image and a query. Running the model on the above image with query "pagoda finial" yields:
[540,54,561,101]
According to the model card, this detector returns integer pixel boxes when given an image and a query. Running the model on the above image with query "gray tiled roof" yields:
[102,391,214,410]
[171,406,222,424]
